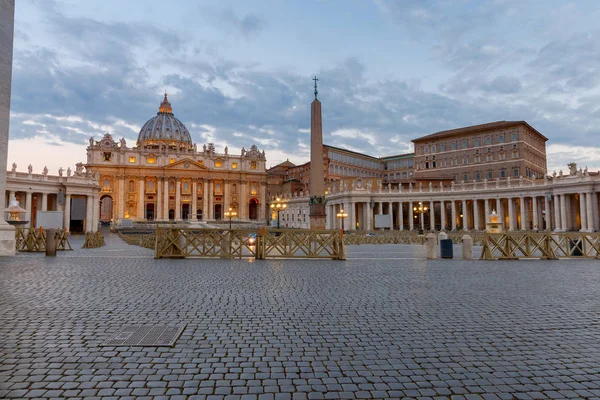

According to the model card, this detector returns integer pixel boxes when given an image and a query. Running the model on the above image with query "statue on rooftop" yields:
[58,167,64,177]
[11,162,16,172]
[28,164,32,174]
[67,167,72,177]
[42,166,48,175]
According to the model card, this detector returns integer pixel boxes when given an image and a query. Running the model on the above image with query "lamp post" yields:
[270,197,287,228]
[336,209,348,231]
[224,207,237,229]
[413,201,428,232]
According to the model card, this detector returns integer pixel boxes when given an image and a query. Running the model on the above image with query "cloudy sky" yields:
[7,0,600,174]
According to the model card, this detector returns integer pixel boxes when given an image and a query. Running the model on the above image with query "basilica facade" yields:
[86,94,267,224]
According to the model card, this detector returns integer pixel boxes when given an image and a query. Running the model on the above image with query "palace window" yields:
[147,154,156,164]
[486,153,493,162]
[500,170,506,178]
[486,136,492,145]
[511,132,518,141]
[499,152,506,161]
[232,162,238,169]
[215,158,223,168]
[450,142,457,150]
[251,161,257,170]
[513,168,519,177]
[461,139,468,149]
[487,171,493,179]
[103,179,110,189]
[431,144,436,153]
[183,182,190,193]
[498,134,505,143]
[475,172,481,181]
[424,145,429,154]
[129,156,136,163]
[103,152,112,161]
[251,184,257,196]
[440,143,446,152]
[169,158,175,164]
[512,150,519,158]
[473,138,480,147]
[463,173,469,182]
[147,180,155,191]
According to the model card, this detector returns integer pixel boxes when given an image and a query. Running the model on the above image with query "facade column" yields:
[508,198,516,231]
[519,196,527,230]
[163,179,169,220]
[532,196,539,231]
[462,199,468,231]
[429,201,435,231]
[156,178,162,221]
[63,194,71,232]
[388,201,393,229]
[419,203,425,231]
[192,179,198,220]
[25,191,32,227]
[208,180,214,220]
[118,176,125,219]
[586,192,594,232]
[92,195,100,232]
[579,193,587,231]
[175,179,181,220]
[451,200,457,231]
[544,195,551,231]
[137,179,144,220]
[86,195,94,232]
[440,200,446,231]
[398,202,404,231]
[560,194,567,232]
[473,199,480,231]
[408,201,414,231]
[203,180,209,220]
[350,201,356,230]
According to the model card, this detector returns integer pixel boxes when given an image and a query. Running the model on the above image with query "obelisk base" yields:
[310,203,326,230]
[0,222,16,256]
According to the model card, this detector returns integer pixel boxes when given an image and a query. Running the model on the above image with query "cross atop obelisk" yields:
[309,76,326,230]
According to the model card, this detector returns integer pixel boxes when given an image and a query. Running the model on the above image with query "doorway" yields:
[168,209,175,220]
[181,204,190,220]
[146,203,155,220]
[249,198,258,220]
[214,204,223,220]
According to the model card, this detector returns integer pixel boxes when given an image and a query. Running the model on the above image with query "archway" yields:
[100,195,113,226]
[196,209,203,220]
[168,209,175,220]
[249,198,258,220]
[145,203,155,220]
[214,204,223,220]
[181,204,190,220]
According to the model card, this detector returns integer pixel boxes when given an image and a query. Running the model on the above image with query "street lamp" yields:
[224,207,237,229]
[336,209,348,231]
[270,197,287,228]
[413,201,428,231]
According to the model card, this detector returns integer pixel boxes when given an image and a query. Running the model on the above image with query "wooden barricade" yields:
[154,226,345,260]
[480,232,600,260]
[82,232,106,248]
[15,228,72,252]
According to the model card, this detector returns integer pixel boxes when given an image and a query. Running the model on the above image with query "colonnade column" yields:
[544,195,551,231]
[163,179,169,221]
[63,194,71,232]
[451,200,457,231]
[586,192,594,232]
[8,190,14,205]
[496,198,504,227]
[508,198,516,231]
[86,195,94,232]
[366,201,373,231]
[484,199,490,226]
[388,201,393,229]
[532,196,539,231]
[398,202,404,231]
[553,194,561,231]
[137,179,144,220]
[440,200,446,231]
[429,201,435,231]
[192,179,198,220]
[408,201,414,230]
[473,200,480,231]
[25,191,32,227]
[156,178,162,221]
[175,179,181,220]
[560,194,567,232]
[462,200,468,231]
[41,193,48,211]
[519,196,527,230]
[349,202,356,230]
[92,195,99,232]
[579,193,588,231]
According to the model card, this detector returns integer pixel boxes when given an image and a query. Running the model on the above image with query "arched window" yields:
[103,179,110,189]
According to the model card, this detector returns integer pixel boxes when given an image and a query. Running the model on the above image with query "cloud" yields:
[220,10,268,38]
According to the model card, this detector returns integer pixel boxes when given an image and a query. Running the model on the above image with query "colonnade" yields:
[324,191,599,232]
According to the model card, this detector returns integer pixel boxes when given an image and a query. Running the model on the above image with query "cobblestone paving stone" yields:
[1,232,600,399]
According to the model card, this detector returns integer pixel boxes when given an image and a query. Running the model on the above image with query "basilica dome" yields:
[136,94,193,149]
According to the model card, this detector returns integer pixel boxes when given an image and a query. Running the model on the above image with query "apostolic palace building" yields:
[3,93,600,234]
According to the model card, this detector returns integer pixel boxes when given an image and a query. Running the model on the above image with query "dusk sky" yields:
[8,0,600,174]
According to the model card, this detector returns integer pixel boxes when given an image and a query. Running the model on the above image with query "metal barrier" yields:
[153,226,345,260]
[480,232,600,260]
[15,228,72,252]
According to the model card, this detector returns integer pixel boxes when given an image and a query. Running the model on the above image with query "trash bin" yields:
[440,239,453,259]
[568,238,583,256]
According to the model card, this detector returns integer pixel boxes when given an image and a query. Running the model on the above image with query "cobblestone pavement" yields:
[1,234,600,399]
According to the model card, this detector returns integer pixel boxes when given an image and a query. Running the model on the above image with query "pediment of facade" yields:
[163,159,208,171]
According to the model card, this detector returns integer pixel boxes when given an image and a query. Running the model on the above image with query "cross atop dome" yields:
[158,92,172,114]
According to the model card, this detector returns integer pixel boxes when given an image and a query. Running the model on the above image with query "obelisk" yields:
[0,0,16,255]
[309,77,326,230]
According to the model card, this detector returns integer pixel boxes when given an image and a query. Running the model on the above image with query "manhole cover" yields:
[103,325,185,346]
